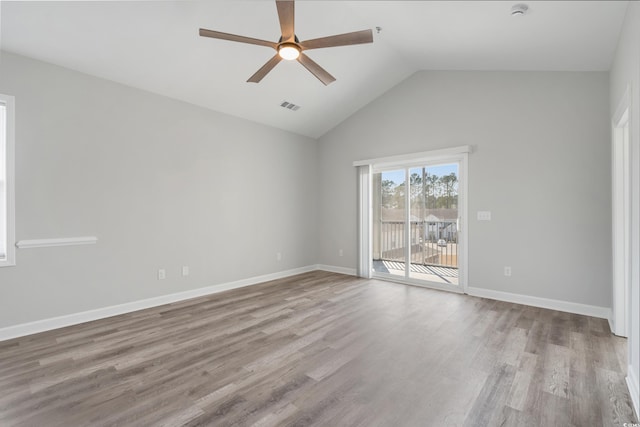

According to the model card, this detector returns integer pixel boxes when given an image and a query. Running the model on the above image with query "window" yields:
[0,94,15,267]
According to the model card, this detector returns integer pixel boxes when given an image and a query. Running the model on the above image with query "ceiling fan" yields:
[199,0,373,85]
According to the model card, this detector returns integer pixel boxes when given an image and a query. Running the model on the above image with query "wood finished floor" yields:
[0,271,636,427]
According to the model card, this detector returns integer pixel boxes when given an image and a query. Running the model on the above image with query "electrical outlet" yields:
[276,252,282,261]
[339,249,344,257]
[182,266,189,277]
[504,266,512,277]
[158,269,166,280]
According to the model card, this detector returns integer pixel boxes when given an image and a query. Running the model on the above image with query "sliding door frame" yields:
[355,146,471,293]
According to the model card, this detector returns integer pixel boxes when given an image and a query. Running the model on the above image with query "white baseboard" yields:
[0,267,614,342]
[466,286,611,319]
[316,264,357,276]
[608,315,615,336]
[0,265,318,342]
[628,365,640,420]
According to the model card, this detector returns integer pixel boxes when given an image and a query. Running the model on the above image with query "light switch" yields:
[477,211,492,221]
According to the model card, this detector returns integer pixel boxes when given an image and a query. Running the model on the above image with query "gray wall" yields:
[0,53,617,330]
[0,52,318,328]
[610,1,640,412]
[317,71,611,308]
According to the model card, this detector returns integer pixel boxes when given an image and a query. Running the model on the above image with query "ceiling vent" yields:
[280,101,301,111]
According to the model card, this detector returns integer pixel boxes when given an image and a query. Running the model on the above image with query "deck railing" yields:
[377,220,458,268]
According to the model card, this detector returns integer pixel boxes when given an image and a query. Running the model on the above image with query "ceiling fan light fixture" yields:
[278,43,300,60]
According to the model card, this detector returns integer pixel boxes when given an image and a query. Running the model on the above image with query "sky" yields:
[381,163,458,185]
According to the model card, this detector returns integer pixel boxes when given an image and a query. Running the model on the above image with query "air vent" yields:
[280,101,301,111]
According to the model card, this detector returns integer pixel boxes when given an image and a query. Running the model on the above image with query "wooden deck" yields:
[373,260,459,284]
[0,271,636,426]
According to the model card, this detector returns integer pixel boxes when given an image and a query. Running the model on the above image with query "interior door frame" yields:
[354,145,470,293]
[612,88,631,337]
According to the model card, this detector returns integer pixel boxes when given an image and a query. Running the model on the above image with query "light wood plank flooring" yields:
[0,271,636,426]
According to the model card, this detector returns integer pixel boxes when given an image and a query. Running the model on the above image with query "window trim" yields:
[0,94,16,267]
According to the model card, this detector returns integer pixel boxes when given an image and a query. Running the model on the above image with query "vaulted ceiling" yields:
[0,1,628,138]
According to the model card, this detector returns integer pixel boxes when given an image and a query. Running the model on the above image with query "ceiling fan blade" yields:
[276,0,295,42]
[301,29,373,50]
[297,53,336,86]
[247,54,283,83]
[199,28,277,49]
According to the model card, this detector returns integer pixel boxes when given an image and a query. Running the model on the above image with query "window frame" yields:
[0,93,16,267]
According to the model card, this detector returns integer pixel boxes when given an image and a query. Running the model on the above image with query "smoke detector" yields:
[511,4,529,16]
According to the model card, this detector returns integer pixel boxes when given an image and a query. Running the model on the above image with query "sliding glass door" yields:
[372,162,460,287]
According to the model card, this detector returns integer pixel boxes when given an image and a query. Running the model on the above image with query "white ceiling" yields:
[0,1,629,138]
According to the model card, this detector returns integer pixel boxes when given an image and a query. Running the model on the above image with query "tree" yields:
[425,174,439,209]
[409,172,423,209]
[439,173,458,208]
[379,171,458,211]
[381,179,395,208]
